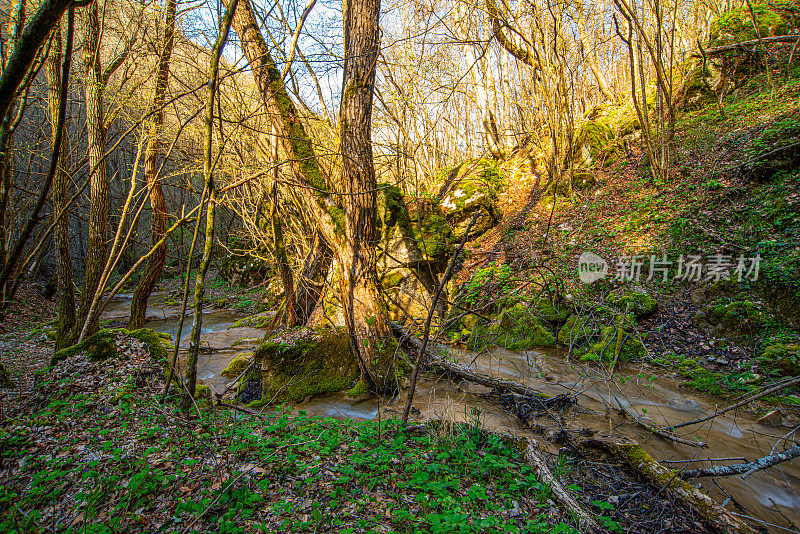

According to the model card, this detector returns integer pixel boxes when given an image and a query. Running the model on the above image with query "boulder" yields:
[606,289,658,319]
[695,300,769,339]
[757,343,800,377]
[255,327,359,404]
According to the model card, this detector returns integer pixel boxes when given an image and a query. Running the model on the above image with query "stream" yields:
[103,294,800,533]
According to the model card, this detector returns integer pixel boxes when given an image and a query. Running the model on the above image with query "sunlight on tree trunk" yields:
[129,0,178,330]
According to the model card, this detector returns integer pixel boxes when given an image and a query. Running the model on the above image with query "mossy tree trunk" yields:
[77,0,110,338]
[339,0,397,392]
[185,0,239,403]
[231,0,339,325]
[46,20,77,349]
[129,0,177,330]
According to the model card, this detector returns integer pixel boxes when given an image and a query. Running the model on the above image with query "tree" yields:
[129,0,178,329]
[46,17,76,349]
[338,0,398,392]
[77,0,111,337]
[231,0,336,325]
[185,0,239,402]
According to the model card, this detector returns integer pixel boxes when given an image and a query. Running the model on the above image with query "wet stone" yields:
[667,397,703,412]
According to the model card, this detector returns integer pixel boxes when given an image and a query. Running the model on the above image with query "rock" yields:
[758,410,783,426]
[605,289,658,319]
[470,302,557,350]
[667,397,703,412]
[695,301,769,340]
[758,343,800,377]
[716,357,729,366]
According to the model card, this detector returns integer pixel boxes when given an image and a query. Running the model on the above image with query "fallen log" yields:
[393,323,707,448]
[690,35,800,57]
[585,437,757,534]
[524,438,604,534]
[615,398,706,448]
[681,445,800,479]
[667,375,800,431]
[391,322,546,399]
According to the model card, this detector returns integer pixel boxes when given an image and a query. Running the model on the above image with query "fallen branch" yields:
[524,439,604,533]
[615,398,706,448]
[394,323,706,448]
[690,35,800,57]
[681,446,800,479]
[668,375,800,431]
[585,437,757,534]
[391,323,546,399]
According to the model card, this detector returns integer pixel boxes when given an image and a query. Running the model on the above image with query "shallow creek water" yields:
[103,295,800,533]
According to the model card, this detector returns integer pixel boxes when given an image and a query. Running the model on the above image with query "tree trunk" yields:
[77,0,109,338]
[339,0,397,392]
[292,229,333,322]
[231,0,340,326]
[129,0,177,329]
[185,0,239,403]
[270,128,298,327]
[46,21,76,349]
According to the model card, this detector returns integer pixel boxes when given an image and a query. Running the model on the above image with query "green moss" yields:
[534,298,570,324]
[711,4,788,46]
[256,328,358,403]
[233,313,275,329]
[471,303,557,350]
[758,343,800,377]
[221,353,254,378]
[605,289,658,319]
[51,328,171,365]
[347,378,368,398]
[581,325,647,362]
[381,270,405,289]
[128,329,172,361]
[697,300,769,339]
[557,315,598,345]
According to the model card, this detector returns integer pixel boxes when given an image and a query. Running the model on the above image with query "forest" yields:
[1,0,800,530]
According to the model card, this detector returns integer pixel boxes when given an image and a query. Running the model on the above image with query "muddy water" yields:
[106,294,800,532]
[438,347,800,533]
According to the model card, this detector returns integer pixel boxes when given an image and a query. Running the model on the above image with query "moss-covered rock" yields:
[0,362,14,388]
[535,298,570,324]
[710,4,788,46]
[256,327,359,403]
[573,120,616,168]
[221,353,254,378]
[580,325,647,362]
[232,312,276,329]
[558,315,599,345]
[696,300,769,339]
[572,172,597,191]
[606,289,658,319]
[51,328,172,365]
[758,343,800,377]
[220,253,271,288]
[471,303,557,350]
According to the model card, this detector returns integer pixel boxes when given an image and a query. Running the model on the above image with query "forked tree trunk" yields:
[339,0,397,392]
[231,0,337,325]
[46,21,76,349]
[129,0,177,329]
[77,0,109,337]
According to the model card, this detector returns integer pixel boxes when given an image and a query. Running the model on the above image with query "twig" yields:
[668,375,800,431]
[681,446,800,479]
